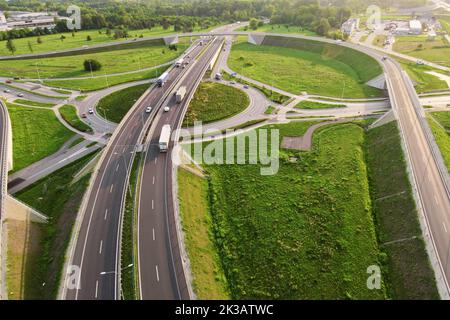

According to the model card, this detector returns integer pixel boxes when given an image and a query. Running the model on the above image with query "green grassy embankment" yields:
[15,152,98,299]
[364,121,439,299]
[427,111,450,171]
[96,83,148,123]
[295,100,346,109]
[59,104,93,133]
[7,103,75,172]
[228,36,384,98]
[183,82,250,126]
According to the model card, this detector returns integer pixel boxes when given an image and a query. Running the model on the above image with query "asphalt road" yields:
[63,39,207,300]
[137,37,224,300]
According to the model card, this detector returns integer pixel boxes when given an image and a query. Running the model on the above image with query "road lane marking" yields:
[444,223,448,233]
[155,158,157,164]
[155,265,160,282]
[152,176,155,184]
[104,209,108,220]
[116,163,120,172]
[152,200,154,210]
[434,195,439,205]
[153,228,155,241]
[110,184,114,193]
[95,280,99,299]
[99,240,103,254]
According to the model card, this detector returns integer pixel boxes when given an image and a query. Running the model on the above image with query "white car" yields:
[3,89,10,93]
[164,106,170,112]
[88,108,94,114]
[145,106,152,113]
[17,93,24,97]
[416,60,424,65]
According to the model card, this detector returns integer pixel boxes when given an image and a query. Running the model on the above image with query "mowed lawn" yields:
[0,25,213,56]
[0,41,187,79]
[96,83,149,123]
[183,82,249,126]
[194,122,385,299]
[44,65,167,92]
[393,35,450,68]
[7,103,75,172]
[228,39,383,98]
[59,104,93,133]
[398,59,449,93]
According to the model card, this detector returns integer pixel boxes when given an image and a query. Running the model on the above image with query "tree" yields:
[6,38,16,55]
[27,41,33,53]
[37,36,42,44]
[249,18,259,30]
[86,35,92,41]
[84,59,102,72]
[60,35,66,42]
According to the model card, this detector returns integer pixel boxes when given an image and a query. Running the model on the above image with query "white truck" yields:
[159,124,171,152]
[157,71,169,87]
[175,86,187,103]
[175,58,184,67]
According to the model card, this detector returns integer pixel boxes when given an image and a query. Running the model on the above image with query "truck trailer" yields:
[175,58,184,67]
[175,86,187,103]
[159,124,171,152]
[157,72,169,87]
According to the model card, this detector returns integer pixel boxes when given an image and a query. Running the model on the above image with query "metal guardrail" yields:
[0,101,10,300]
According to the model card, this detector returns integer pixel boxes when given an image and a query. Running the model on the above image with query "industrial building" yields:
[0,11,67,31]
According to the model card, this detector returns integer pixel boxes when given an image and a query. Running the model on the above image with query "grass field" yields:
[43,65,166,92]
[364,121,438,299]
[373,35,387,47]
[15,152,97,299]
[96,83,148,123]
[228,37,383,98]
[178,168,229,299]
[0,40,187,79]
[0,25,215,56]
[295,100,346,109]
[236,24,317,36]
[7,103,75,172]
[13,99,56,108]
[427,111,450,172]
[393,35,450,68]
[188,121,386,299]
[183,82,249,126]
[398,59,449,93]
[59,104,93,133]
[121,154,141,300]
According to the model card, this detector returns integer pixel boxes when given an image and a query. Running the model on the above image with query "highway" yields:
[63,39,208,300]
[137,37,223,300]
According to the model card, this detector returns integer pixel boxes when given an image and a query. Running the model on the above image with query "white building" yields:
[409,20,422,34]
[0,11,65,31]
[341,18,360,35]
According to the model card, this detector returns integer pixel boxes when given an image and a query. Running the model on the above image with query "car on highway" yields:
[382,56,388,61]
[3,89,10,93]
[88,108,94,114]
[164,106,170,112]
[81,113,87,118]
[243,85,249,89]
[145,106,152,113]
[230,81,236,85]
[416,60,424,65]
[5,80,12,84]
[17,93,24,97]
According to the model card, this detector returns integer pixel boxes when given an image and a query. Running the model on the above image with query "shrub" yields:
[83,59,102,72]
